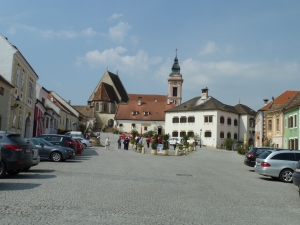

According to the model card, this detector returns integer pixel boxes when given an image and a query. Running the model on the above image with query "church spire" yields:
[170,49,181,76]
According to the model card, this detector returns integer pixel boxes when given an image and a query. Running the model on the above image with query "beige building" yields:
[0,75,15,130]
[0,34,39,137]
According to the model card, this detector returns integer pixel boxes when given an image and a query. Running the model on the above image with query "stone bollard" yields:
[175,149,179,156]
[142,147,145,154]
[151,149,157,155]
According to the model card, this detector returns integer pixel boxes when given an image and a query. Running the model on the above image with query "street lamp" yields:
[200,129,202,148]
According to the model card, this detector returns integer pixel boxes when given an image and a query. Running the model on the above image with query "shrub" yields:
[130,138,135,145]
[151,134,158,150]
[237,143,249,155]
[163,133,170,150]
[131,129,139,139]
[223,138,234,150]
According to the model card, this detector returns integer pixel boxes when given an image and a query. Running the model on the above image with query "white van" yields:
[168,137,183,145]
[65,131,83,138]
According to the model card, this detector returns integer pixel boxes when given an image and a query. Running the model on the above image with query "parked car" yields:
[64,131,83,138]
[255,150,300,183]
[244,147,282,167]
[36,134,77,153]
[119,133,133,139]
[30,138,75,162]
[73,138,84,154]
[23,140,41,171]
[74,137,92,148]
[292,160,300,195]
[168,137,183,145]
[0,131,33,177]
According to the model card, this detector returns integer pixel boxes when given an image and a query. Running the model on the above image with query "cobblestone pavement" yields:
[0,133,299,225]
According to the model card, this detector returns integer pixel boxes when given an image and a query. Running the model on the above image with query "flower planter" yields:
[90,137,100,146]
[162,149,168,156]
[151,149,157,155]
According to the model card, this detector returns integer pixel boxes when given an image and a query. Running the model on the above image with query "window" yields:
[144,111,150,116]
[42,98,45,105]
[173,87,178,97]
[144,126,147,131]
[188,117,195,123]
[227,118,231,125]
[180,131,186,137]
[276,118,279,131]
[187,131,194,137]
[28,81,33,99]
[234,133,238,140]
[119,124,123,127]
[288,116,294,128]
[46,117,49,128]
[132,123,135,128]
[172,131,178,137]
[294,115,297,127]
[180,117,187,123]
[204,116,213,123]
[249,118,254,128]
[172,117,179,123]
[220,131,224,138]
[268,120,272,130]
[271,153,295,161]
[103,103,107,112]
[0,87,4,95]
[234,119,238,126]
[15,67,20,87]
[220,116,224,124]
[21,71,25,91]
[204,131,212,137]
[95,103,99,111]
[227,132,231,139]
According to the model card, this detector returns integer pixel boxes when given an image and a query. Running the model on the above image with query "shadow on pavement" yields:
[3,173,56,180]
[0,183,41,191]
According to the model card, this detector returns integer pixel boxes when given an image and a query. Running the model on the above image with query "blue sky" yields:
[1,0,300,111]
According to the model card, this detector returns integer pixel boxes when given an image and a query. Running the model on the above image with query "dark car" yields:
[244,147,281,167]
[292,160,300,195]
[23,140,40,171]
[0,131,33,177]
[30,138,75,162]
[36,134,77,153]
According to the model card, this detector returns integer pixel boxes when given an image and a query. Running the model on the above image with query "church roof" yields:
[72,105,94,118]
[115,94,176,121]
[169,52,182,76]
[107,71,129,102]
[92,82,120,103]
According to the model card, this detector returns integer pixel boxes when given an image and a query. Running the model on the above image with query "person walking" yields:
[117,137,121,149]
[105,137,110,150]
[124,137,129,150]
[146,137,150,148]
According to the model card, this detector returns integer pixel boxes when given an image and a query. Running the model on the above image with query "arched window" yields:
[234,119,238,126]
[227,132,231,138]
[220,116,224,124]
[227,118,231,125]
[103,102,107,112]
[220,131,224,138]
[234,133,238,140]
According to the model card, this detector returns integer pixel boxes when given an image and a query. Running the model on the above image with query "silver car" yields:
[255,150,300,183]
[74,137,92,148]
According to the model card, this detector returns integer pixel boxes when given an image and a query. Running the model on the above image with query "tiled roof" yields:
[92,82,119,103]
[259,90,300,111]
[166,96,256,115]
[0,74,14,88]
[47,93,77,117]
[108,71,129,102]
[281,93,300,112]
[72,105,94,117]
[115,94,176,121]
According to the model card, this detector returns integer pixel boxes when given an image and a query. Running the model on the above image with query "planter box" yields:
[151,149,157,155]
[162,150,168,156]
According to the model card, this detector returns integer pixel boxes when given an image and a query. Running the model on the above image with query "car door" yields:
[31,139,46,158]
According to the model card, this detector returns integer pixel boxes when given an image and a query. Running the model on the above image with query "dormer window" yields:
[144,111,150,116]
[132,111,138,116]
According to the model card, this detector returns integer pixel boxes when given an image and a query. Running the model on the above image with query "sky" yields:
[1,0,300,111]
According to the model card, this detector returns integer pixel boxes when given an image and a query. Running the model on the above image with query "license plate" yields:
[26,149,31,153]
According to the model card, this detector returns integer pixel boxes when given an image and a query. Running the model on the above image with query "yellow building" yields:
[0,34,39,137]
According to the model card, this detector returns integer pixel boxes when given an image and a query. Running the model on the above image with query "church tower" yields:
[167,50,183,106]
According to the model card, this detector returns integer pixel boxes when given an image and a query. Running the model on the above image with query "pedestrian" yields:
[117,137,121,149]
[124,137,129,150]
[146,137,150,148]
[105,137,110,150]
[139,136,143,145]
[173,144,176,150]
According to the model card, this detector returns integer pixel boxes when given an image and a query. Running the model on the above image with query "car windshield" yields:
[38,138,54,146]
[257,151,273,159]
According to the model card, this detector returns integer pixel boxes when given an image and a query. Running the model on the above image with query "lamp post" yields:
[200,129,202,148]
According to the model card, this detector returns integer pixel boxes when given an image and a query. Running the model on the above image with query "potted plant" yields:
[162,133,170,156]
[137,143,143,153]
[151,134,158,155]
[129,138,135,147]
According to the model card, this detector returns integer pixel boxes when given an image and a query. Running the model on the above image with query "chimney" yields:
[167,99,170,104]
[201,87,209,100]
[138,97,142,106]
[51,97,53,102]
[263,98,269,106]
[68,100,71,104]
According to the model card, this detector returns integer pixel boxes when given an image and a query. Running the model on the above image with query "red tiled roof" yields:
[259,91,300,111]
[115,94,176,121]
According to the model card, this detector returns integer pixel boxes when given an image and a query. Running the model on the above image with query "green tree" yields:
[163,133,170,150]
[131,129,139,139]
[223,138,234,150]
[151,134,158,150]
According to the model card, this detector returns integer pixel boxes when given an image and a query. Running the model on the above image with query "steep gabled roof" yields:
[92,82,119,103]
[107,71,129,102]
[259,90,300,111]
[72,105,94,118]
[115,94,175,121]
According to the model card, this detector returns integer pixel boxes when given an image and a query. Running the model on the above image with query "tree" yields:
[151,134,158,150]
[163,133,170,150]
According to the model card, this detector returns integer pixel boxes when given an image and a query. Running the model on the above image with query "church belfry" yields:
[167,50,183,106]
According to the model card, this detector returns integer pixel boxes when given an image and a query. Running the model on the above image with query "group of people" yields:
[117,137,130,150]
[105,135,153,151]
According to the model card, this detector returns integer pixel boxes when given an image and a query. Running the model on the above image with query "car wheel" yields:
[0,161,7,178]
[51,152,62,162]
[7,170,21,175]
[83,144,87,149]
[279,169,293,183]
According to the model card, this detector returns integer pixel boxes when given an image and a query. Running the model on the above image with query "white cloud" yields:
[6,27,16,35]
[109,21,132,42]
[81,28,97,37]
[76,47,162,76]
[199,41,220,55]
[108,13,123,21]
